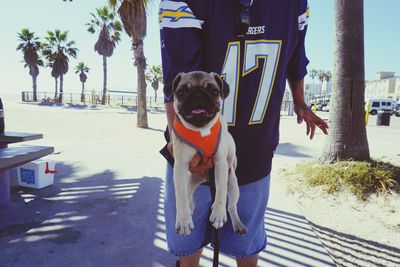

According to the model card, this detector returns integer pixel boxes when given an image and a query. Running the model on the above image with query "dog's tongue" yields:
[191,108,206,115]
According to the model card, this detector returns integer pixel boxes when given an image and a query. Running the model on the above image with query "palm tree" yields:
[42,52,60,99]
[145,65,163,103]
[16,29,43,102]
[43,29,78,102]
[309,69,318,99]
[75,62,90,102]
[87,6,122,105]
[108,0,149,128]
[50,62,60,99]
[324,71,332,96]
[320,0,369,163]
[317,70,326,96]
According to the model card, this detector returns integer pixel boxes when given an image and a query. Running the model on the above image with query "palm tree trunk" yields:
[133,40,148,128]
[32,75,37,102]
[312,78,315,98]
[320,0,369,163]
[81,82,85,103]
[54,78,58,100]
[102,55,107,105]
[59,74,64,103]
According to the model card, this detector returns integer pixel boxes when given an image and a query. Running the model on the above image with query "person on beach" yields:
[159,0,329,266]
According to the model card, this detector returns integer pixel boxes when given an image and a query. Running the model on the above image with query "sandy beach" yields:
[1,94,400,266]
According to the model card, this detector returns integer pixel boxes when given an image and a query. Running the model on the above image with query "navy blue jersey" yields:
[160,0,309,184]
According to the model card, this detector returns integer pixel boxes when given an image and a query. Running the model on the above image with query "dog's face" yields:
[164,71,230,128]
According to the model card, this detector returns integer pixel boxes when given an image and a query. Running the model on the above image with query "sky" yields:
[1,0,400,96]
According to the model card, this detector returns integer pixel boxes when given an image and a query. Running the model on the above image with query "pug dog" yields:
[165,71,247,236]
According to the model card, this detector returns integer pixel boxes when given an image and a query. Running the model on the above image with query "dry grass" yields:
[295,160,400,200]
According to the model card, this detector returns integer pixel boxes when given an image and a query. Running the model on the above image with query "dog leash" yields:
[175,168,220,267]
[209,167,220,267]
[161,140,220,266]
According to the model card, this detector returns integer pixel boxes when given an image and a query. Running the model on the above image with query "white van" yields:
[366,98,396,115]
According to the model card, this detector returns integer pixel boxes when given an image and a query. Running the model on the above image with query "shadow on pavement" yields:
[0,162,173,267]
[260,207,336,267]
[63,103,100,110]
[260,207,399,267]
[275,143,313,159]
[310,221,400,267]
[35,102,100,111]
[120,106,165,115]
[6,162,394,266]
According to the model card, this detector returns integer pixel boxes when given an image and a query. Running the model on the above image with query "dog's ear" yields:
[212,72,230,99]
[164,72,184,98]
[172,73,184,94]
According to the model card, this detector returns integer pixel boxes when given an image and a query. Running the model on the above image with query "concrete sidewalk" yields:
[0,101,338,266]
[0,165,335,267]
[197,174,336,267]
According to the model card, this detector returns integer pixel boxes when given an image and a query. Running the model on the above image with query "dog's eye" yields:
[176,90,184,98]
[207,85,219,97]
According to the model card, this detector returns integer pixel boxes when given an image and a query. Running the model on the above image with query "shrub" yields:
[296,160,400,200]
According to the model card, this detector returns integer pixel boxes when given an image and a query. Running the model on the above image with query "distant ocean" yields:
[0,93,20,103]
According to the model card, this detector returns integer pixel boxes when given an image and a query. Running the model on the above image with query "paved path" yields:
[2,101,398,266]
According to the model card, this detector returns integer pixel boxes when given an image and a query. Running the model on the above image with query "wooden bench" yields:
[0,132,43,148]
[0,132,54,205]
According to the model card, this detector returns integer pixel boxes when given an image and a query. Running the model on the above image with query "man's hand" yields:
[294,102,329,139]
[167,142,214,176]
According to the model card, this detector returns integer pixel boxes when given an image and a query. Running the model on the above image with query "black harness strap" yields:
[209,167,220,267]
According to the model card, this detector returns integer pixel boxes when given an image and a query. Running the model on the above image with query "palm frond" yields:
[44,29,78,76]
[88,5,123,57]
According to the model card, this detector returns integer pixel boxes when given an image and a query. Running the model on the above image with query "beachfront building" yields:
[396,77,400,102]
[305,83,322,100]
[321,80,331,96]
[365,72,400,102]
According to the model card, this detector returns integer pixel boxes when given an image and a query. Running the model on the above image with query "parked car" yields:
[394,104,400,117]
[366,98,397,115]
[321,103,330,112]
[317,103,326,111]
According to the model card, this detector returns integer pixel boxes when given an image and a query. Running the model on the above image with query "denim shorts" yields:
[164,164,271,258]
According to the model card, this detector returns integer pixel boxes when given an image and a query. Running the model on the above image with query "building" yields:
[365,72,400,102]
[305,83,322,100]
[321,80,331,96]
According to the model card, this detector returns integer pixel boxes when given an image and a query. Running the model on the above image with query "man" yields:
[159,0,329,266]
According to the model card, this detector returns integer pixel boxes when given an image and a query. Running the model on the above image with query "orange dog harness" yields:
[173,116,222,162]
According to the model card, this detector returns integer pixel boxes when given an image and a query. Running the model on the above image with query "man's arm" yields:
[288,78,328,139]
[286,2,328,139]
[165,102,175,138]
[160,1,213,173]
[288,79,305,106]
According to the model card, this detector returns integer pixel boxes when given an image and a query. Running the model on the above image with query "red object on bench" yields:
[45,161,57,174]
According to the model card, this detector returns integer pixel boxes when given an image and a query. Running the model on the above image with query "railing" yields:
[21,91,165,109]
[22,91,296,116]
[281,100,294,116]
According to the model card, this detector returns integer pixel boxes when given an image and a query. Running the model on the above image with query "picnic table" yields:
[0,132,54,205]
[0,132,43,148]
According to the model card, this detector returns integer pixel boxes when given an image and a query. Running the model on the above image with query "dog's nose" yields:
[189,90,212,102]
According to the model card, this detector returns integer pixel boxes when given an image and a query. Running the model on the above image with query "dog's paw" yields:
[232,221,248,236]
[209,207,227,229]
[175,215,194,236]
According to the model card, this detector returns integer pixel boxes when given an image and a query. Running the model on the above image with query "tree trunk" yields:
[320,0,370,163]
[133,40,148,128]
[312,78,315,98]
[32,75,37,102]
[59,74,64,103]
[54,78,58,100]
[81,82,85,103]
[102,55,107,105]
